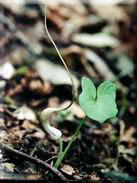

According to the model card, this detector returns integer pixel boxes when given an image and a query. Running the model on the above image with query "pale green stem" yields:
[54,119,85,168]
[57,138,63,162]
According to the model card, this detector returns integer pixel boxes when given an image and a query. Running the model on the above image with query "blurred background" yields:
[0,1,137,182]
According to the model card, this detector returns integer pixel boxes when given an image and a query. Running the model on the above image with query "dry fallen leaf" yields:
[121,127,137,145]
[35,59,79,89]
[61,164,75,176]
[60,101,85,119]
[72,33,119,48]
[0,62,15,80]
[13,105,37,122]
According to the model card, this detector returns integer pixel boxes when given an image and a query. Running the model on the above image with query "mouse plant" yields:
[40,7,118,170]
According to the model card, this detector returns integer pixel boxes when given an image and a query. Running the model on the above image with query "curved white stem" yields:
[40,6,76,141]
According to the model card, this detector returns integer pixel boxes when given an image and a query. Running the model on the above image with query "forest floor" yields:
[0,2,137,183]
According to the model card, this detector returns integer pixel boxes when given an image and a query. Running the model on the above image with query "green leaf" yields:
[79,77,118,123]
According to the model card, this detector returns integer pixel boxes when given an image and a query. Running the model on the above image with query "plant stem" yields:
[54,119,85,168]
[59,138,63,155]
[56,138,63,165]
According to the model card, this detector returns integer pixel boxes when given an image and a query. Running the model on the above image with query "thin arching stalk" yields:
[39,5,76,141]
[44,6,76,110]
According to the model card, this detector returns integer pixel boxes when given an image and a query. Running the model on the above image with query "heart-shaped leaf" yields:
[79,77,118,123]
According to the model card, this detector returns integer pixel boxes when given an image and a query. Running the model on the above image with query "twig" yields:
[0,143,69,183]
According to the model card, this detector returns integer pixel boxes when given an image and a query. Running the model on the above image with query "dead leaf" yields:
[61,164,75,176]
[13,105,37,122]
[72,33,119,48]
[0,63,15,80]
[35,59,79,89]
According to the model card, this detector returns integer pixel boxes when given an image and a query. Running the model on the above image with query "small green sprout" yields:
[79,77,118,123]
